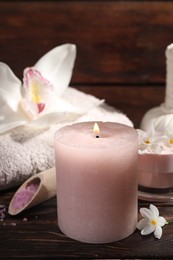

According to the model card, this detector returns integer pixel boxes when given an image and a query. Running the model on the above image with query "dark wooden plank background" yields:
[0,0,171,127]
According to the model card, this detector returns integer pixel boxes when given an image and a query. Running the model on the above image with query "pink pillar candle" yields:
[54,122,138,244]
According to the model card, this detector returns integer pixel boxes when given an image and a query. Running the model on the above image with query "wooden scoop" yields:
[8,168,56,215]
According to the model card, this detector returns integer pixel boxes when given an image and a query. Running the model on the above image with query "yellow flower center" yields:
[169,138,173,144]
[144,138,151,144]
[151,219,157,225]
[31,82,42,104]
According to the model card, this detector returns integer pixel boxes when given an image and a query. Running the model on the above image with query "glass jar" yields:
[138,153,173,202]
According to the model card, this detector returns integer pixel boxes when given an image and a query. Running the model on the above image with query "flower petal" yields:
[141,224,155,235]
[34,44,76,96]
[137,129,148,144]
[149,204,159,219]
[0,62,21,110]
[0,62,29,133]
[158,216,167,227]
[27,88,103,128]
[154,225,162,239]
[150,143,162,154]
[140,207,153,220]
[21,67,54,118]
[47,87,104,114]
[136,218,149,231]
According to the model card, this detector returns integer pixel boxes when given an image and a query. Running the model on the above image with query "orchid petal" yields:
[154,225,162,239]
[0,63,29,133]
[136,218,149,231]
[150,204,159,219]
[21,67,54,118]
[34,44,76,96]
[27,87,103,128]
[0,62,21,110]
[141,224,155,235]
[140,207,153,220]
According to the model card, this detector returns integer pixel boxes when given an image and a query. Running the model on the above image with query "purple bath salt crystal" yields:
[0,205,6,213]
[0,212,5,219]
[11,178,40,210]
[0,205,7,220]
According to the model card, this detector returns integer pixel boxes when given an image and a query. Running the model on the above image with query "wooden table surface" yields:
[0,187,172,259]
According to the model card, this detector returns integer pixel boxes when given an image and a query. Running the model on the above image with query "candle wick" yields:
[96,135,100,138]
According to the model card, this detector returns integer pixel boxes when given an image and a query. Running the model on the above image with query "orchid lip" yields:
[21,67,54,118]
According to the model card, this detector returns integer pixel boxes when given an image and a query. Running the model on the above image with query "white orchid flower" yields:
[137,204,168,239]
[0,44,77,133]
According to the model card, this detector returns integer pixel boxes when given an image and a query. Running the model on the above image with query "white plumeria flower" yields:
[162,129,173,148]
[137,204,168,239]
[0,44,77,133]
[137,127,162,154]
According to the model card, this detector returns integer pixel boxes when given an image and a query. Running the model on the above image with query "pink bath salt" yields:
[12,178,40,210]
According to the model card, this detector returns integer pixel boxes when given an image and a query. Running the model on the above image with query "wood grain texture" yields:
[0,0,172,84]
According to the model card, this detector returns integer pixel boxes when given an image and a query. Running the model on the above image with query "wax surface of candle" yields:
[55,121,138,243]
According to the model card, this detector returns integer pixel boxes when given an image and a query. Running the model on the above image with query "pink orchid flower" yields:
[0,44,76,133]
